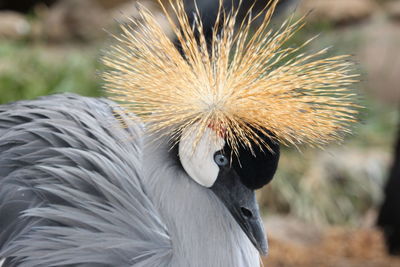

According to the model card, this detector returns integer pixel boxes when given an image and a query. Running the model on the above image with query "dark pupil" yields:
[214,154,228,166]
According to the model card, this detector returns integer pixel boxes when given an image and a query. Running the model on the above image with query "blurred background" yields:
[0,0,399,266]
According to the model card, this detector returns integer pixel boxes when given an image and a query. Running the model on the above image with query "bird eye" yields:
[214,153,229,166]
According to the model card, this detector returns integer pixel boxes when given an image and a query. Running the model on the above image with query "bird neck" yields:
[142,135,260,267]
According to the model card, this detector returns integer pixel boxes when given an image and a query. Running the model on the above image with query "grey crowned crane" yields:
[0,0,357,266]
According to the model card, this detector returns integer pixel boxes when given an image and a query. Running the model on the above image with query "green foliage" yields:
[0,41,102,105]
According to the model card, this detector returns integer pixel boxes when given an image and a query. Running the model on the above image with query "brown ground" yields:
[263,227,400,267]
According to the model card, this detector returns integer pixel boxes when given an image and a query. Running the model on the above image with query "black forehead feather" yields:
[227,131,280,190]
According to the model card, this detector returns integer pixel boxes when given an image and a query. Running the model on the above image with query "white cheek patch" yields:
[179,127,225,188]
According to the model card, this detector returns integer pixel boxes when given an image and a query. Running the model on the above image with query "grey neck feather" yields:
[142,135,260,267]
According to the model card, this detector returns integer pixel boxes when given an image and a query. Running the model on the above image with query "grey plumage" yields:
[0,94,259,266]
[0,94,171,266]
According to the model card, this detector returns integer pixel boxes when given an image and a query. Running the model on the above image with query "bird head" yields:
[179,122,279,189]
[102,0,358,255]
[178,123,279,254]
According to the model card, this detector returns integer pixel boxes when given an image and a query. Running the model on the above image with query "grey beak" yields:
[210,168,268,255]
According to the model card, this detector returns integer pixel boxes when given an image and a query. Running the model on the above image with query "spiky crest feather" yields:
[102,0,358,155]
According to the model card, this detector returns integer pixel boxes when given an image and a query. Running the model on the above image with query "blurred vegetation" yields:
[0,40,102,104]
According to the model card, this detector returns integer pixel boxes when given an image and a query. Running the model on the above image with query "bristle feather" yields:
[102,0,358,154]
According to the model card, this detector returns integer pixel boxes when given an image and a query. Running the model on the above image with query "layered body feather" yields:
[0,94,171,266]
